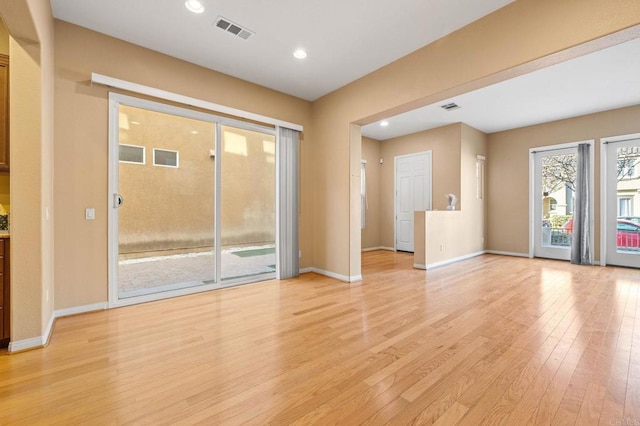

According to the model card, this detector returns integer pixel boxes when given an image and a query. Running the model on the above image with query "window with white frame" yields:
[619,197,632,217]
[153,149,179,168]
[119,144,145,164]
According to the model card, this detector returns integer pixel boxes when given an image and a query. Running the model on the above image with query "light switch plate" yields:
[85,208,96,220]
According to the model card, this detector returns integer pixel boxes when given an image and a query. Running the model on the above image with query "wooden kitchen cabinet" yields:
[0,54,8,172]
[0,238,9,347]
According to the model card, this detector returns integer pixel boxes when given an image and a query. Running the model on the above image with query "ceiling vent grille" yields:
[440,102,460,111]
[215,16,254,40]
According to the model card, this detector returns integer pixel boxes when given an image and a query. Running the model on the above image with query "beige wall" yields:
[311,0,640,279]
[487,104,640,258]
[117,107,276,254]
[409,123,487,267]
[118,105,217,253]
[460,124,487,254]
[361,137,381,249]
[0,0,55,343]
[379,124,461,248]
[53,21,313,310]
[220,126,275,247]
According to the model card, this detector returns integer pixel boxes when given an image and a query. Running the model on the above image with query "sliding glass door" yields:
[116,103,217,299]
[605,137,640,268]
[219,125,276,282]
[110,95,277,306]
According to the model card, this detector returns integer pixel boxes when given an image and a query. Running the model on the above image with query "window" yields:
[119,144,145,164]
[153,149,179,168]
[619,197,632,217]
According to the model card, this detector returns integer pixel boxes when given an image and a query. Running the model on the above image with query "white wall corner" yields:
[306,267,351,282]
[8,336,45,353]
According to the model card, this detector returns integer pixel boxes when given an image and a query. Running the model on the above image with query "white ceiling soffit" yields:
[50,0,515,101]
[362,37,640,140]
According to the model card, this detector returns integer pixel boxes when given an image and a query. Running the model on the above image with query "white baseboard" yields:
[8,303,108,353]
[426,251,486,270]
[361,246,395,252]
[55,302,108,318]
[8,311,55,353]
[43,313,55,346]
[8,336,46,353]
[302,267,362,283]
[485,250,530,258]
[413,263,427,270]
[299,267,314,274]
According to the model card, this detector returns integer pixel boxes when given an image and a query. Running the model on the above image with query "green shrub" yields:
[550,214,572,228]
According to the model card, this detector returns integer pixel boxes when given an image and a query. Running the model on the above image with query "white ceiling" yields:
[50,0,515,101]
[362,37,640,140]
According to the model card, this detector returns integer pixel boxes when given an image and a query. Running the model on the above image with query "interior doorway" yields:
[395,151,432,252]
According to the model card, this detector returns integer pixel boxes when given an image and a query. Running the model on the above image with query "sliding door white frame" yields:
[108,93,278,308]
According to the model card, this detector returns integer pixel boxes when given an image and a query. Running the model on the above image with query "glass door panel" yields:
[117,104,216,298]
[606,138,640,267]
[219,125,276,282]
[533,148,577,260]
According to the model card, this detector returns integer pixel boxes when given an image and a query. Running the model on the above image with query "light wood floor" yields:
[1,252,639,425]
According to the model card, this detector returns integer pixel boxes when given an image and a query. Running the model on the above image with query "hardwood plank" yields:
[0,252,639,425]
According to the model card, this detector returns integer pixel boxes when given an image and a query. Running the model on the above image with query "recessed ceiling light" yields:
[130,121,140,125]
[380,120,389,127]
[190,130,199,135]
[293,49,308,59]
[185,0,204,14]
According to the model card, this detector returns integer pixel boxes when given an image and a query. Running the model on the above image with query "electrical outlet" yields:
[85,208,96,220]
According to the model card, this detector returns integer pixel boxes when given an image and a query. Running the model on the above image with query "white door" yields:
[395,151,432,252]
[532,147,577,260]
[605,136,640,268]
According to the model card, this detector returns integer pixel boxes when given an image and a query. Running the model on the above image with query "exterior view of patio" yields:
[117,104,276,299]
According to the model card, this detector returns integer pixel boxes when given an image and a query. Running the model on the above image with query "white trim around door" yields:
[529,140,594,260]
[394,151,433,252]
[601,133,640,268]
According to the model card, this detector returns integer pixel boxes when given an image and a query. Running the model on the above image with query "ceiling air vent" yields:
[440,102,460,111]
[215,16,254,40]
